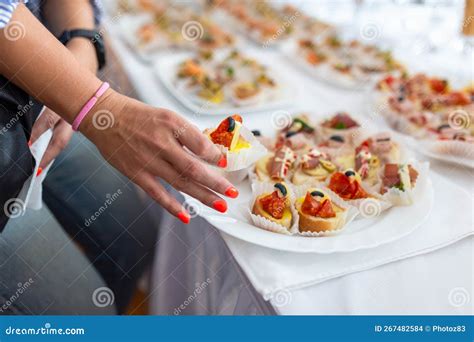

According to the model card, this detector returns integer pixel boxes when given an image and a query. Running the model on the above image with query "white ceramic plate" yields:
[281,41,379,91]
[154,54,294,115]
[183,168,433,253]
[410,139,474,169]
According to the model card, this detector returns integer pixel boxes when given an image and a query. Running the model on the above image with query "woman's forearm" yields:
[0,4,102,123]
[43,0,95,36]
[43,0,98,72]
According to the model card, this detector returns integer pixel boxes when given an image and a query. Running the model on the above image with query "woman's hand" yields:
[29,108,74,172]
[79,90,238,223]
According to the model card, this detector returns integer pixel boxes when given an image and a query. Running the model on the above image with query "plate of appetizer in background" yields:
[373,73,474,168]
[210,0,334,47]
[156,49,294,115]
[283,34,404,90]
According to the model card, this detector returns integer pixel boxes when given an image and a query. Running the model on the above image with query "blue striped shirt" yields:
[0,0,23,28]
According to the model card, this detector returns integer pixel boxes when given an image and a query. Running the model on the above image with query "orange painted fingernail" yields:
[225,186,239,198]
[36,167,43,177]
[177,211,190,224]
[212,199,227,213]
[217,155,227,168]
[28,140,32,147]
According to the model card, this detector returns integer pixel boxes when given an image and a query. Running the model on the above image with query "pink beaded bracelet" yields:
[72,82,110,131]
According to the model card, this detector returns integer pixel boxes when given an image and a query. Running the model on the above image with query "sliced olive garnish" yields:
[274,183,287,197]
[285,131,298,138]
[376,137,391,142]
[437,124,450,131]
[329,135,344,142]
[251,130,261,136]
[310,190,325,198]
[344,169,356,177]
[397,95,405,102]
[227,116,236,132]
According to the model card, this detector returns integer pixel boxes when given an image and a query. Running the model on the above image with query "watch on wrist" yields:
[58,29,106,70]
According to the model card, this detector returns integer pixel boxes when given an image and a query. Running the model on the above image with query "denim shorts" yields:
[0,134,160,314]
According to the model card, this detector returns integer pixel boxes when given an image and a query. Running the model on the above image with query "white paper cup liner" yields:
[378,160,430,206]
[292,185,359,237]
[213,125,268,172]
[215,167,249,184]
[248,181,299,235]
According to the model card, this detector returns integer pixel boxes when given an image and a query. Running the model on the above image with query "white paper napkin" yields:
[222,171,474,298]
[15,109,53,211]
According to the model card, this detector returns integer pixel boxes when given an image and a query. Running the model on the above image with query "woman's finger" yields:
[29,109,59,144]
[174,118,227,168]
[39,120,73,169]
[162,144,239,199]
[157,159,228,213]
[134,171,191,224]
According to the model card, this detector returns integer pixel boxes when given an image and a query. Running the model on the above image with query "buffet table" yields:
[103,3,473,315]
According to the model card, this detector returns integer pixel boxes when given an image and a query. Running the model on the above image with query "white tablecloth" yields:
[103,4,473,315]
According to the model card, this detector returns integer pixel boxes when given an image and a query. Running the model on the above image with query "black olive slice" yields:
[227,117,236,132]
[274,183,287,196]
[251,130,261,136]
[310,190,325,198]
[285,131,298,138]
[376,137,391,142]
[344,170,356,177]
[329,135,344,143]
[437,124,450,131]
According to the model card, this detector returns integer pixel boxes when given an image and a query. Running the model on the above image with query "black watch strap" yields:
[58,29,106,70]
